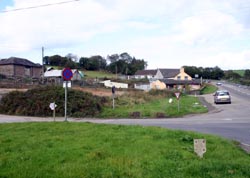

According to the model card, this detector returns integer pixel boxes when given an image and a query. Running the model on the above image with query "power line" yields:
[0,0,80,13]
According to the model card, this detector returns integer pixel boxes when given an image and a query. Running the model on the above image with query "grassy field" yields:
[233,70,245,77]
[0,122,249,178]
[84,70,116,79]
[99,95,207,118]
[200,84,218,95]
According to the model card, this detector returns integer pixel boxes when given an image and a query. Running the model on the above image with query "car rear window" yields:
[218,92,229,96]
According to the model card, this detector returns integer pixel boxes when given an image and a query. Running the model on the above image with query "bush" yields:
[0,86,107,117]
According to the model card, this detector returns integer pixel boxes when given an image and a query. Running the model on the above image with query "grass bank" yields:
[100,95,207,118]
[200,84,218,95]
[0,122,249,178]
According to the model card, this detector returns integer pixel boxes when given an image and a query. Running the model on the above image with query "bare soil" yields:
[73,87,125,97]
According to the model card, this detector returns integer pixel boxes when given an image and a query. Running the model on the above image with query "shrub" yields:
[0,86,107,117]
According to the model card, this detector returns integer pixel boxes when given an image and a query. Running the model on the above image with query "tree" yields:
[79,57,90,69]
[184,66,224,80]
[79,56,107,70]
[107,53,147,75]
[244,69,250,79]
[66,53,79,63]
[224,70,241,80]
[107,54,119,63]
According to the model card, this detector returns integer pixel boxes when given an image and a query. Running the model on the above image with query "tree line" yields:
[183,66,224,80]
[184,66,250,85]
[43,52,147,75]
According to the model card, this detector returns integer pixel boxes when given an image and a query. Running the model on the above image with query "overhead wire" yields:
[0,0,80,13]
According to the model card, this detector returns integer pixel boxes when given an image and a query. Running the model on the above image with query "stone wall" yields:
[0,65,14,76]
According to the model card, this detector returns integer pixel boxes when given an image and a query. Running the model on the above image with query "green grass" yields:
[99,95,207,118]
[0,122,249,178]
[200,84,218,95]
[84,70,116,79]
[233,70,245,77]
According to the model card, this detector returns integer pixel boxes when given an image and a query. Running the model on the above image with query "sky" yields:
[0,0,250,70]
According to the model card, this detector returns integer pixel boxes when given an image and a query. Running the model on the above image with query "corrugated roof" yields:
[160,79,201,85]
[0,57,41,67]
[44,70,62,77]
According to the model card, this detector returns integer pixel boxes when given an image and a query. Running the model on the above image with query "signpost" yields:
[49,102,57,121]
[112,86,115,109]
[174,92,181,112]
[62,68,73,121]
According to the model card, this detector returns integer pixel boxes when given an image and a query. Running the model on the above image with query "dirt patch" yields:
[73,87,125,97]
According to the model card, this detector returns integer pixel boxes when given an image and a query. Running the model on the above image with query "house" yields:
[150,80,166,90]
[158,68,200,90]
[134,67,201,90]
[0,57,42,78]
[134,69,157,79]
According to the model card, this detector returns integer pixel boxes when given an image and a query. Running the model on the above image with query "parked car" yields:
[213,90,231,104]
[216,82,222,86]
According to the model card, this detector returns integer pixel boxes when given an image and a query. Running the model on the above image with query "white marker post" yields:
[174,92,181,112]
[194,139,206,158]
[49,102,57,121]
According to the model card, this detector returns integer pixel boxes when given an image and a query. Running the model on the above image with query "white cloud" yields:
[1,0,250,70]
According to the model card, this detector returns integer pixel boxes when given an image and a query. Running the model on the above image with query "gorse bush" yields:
[0,86,107,117]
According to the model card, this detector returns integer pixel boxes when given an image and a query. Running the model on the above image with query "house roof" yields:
[44,70,62,77]
[44,69,82,78]
[158,69,180,78]
[0,57,41,67]
[135,69,157,76]
[160,79,201,85]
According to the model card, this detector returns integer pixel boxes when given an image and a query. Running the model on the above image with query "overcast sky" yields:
[0,0,250,70]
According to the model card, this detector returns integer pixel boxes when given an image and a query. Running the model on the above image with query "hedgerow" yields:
[0,86,107,117]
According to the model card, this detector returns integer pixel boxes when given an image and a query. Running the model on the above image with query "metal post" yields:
[178,99,180,112]
[53,102,56,122]
[65,81,68,121]
[112,94,115,109]
[42,47,44,84]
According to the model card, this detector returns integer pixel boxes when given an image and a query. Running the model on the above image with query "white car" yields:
[214,90,231,104]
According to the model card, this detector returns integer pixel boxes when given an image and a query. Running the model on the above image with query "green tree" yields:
[244,69,250,79]
[224,70,241,80]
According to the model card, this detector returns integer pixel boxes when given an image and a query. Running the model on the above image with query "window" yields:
[177,76,181,80]
[185,76,188,80]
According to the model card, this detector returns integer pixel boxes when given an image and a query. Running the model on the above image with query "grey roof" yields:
[159,69,180,78]
[135,69,157,76]
[160,79,201,85]
[0,57,41,67]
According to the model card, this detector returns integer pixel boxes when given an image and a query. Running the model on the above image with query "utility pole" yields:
[42,47,44,84]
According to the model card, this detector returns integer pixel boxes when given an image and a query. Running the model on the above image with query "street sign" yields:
[49,102,57,110]
[63,81,72,88]
[62,68,73,81]
[174,92,181,100]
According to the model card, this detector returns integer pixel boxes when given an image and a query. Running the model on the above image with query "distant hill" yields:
[233,70,245,77]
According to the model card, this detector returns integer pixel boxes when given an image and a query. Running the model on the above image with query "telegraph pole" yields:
[42,47,44,84]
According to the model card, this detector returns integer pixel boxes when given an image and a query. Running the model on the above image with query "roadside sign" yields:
[175,92,181,100]
[49,102,57,110]
[194,139,206,158]
[63,81,72,88]
[62,68,73,81]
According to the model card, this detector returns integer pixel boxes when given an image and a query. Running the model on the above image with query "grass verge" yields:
[200,84,218,95]
[0,122,249,178]
[99,95,207,118]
